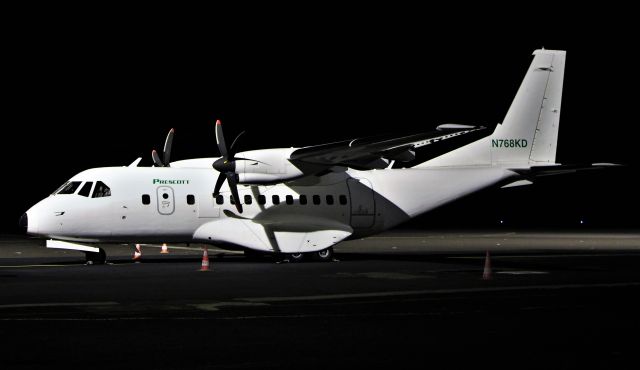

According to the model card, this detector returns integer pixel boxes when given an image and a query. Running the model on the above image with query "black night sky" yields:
[3,7,639,233]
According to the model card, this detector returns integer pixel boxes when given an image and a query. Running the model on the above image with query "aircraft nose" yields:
[19,213,28,234]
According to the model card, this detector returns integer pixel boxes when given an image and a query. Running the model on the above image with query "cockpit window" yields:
[78,181,93,197]
[57,181,82,195]
[92,181,111,198]
[52,182,69,195]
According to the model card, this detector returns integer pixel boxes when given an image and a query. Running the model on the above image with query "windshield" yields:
[56,181,82,195]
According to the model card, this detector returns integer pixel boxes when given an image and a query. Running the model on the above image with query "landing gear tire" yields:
[313,247,334,262]
[85,248,106,265]
[286,252,306,262]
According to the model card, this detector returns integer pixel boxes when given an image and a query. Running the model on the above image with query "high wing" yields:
[169,123,486,190]
[289,124,485,171]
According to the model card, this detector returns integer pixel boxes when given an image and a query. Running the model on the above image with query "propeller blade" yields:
[251,185,266,212]
[215,120,228,158]
[213,172,226,197]
[163,128,174,165]
[229,130,245,157]
[226,172,243,213]
[151,149,164,167]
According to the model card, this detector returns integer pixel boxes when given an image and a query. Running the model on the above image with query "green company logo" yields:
[492,139,528,148]
[153,179,190,185]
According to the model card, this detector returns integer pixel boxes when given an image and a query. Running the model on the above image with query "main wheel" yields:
[313,247,334,261]
[85,248,106,265]
[287,252,306,262]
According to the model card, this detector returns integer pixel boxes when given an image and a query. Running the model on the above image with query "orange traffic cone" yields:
[160,243,169,254]
[133,244,142,261]
[482,250,492,280]
[200,247,210,271]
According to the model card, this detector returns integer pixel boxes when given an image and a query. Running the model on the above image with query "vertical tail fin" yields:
[492,49,566,164]
[420,49,566,168]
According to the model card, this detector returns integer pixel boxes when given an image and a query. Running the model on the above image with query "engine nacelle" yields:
[235,148,304,183]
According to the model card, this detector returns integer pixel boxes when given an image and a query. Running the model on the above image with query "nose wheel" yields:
[85,248,107,265]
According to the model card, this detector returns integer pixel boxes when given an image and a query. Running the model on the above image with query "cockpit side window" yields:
[92,181,111,198]
[57,181,82,195]
[78,182,94,197]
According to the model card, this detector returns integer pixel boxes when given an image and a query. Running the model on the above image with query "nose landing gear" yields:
[85,248,107,265]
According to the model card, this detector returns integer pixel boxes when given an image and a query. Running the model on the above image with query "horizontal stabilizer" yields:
[501,180,533,188]
[511,163,622,177]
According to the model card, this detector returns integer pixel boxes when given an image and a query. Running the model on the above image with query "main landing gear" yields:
[243,247,335,262]
[282,247,335,263]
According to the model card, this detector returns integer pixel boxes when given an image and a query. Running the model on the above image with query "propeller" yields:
[212,120,247,213]
[152,128,175,167]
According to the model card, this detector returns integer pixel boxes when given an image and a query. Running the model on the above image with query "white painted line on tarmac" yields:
[0,264,78,268]
[449,253,640,259]
[0,317,208,321]
[367,233,518,239]
[0,301,119,309]
[190,302,269,312]
[236,281,640,303]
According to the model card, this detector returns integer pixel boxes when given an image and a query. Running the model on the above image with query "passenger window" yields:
[57,181,82,195]
[299,195,307,205]
[244,195,252,204]
[272,195,280,205]
[326,195,334,205]
[187,194,195,205]
[313,195,321,205]
[216,195,224,205]
[258,195,266,205]
[92,181,111,198]
[339,195,348,205]
[286,195,294,205]
[78,182,93,197]
[142,194,151,205]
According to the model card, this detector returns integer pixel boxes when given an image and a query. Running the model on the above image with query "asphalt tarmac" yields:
[2,230,640,369]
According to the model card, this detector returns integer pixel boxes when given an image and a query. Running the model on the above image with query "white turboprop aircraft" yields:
[19,49,611,263]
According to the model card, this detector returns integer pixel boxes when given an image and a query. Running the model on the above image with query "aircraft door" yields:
[156,186,175,215]
[347,178,375,228]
